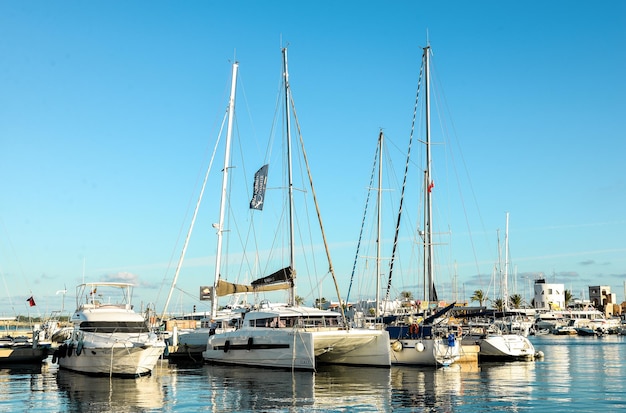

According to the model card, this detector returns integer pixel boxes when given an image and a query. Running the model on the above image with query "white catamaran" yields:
[202,48,390,371]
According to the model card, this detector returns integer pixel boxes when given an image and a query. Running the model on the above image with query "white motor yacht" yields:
[53,282,165,377]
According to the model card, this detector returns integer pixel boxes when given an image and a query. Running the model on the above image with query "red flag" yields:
[26,296,36,307]
[428,181,435,193]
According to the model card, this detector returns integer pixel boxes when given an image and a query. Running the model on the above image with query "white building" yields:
[533,278,565,310]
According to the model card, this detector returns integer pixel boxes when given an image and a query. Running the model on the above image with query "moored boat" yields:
[203,49,391,371]
[0,334,50,364]
[383,45,462,367]
[53,282,166,377]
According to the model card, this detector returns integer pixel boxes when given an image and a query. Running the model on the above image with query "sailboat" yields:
[202,47,391,371]
[379,45,461,367]
[462,213,539,361]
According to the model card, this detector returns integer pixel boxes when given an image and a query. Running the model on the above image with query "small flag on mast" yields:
[428,180,435,193]
[26,296,36,307]
[250,164,269,210]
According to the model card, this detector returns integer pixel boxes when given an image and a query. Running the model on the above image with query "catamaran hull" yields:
[314,329,390,367]
[55,343,165,377]
[203,328,390,371]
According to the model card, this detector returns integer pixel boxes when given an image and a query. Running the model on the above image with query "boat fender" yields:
[223,340,230,353]
[416,342,425,352]
[76,339,83,356]
[247,337,253,351]
[457,326,463,337]
[447,333,456,347]
[58,344,67,358]
[164,345,169,357]
[67,342,74,357]
[391,341,403,352]
[52,350,58,364]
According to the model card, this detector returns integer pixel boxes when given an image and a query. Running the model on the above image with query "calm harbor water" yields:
[1,334,625,412]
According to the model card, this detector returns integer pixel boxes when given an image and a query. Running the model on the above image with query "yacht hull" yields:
[56,341,165,377]
[475,334,536,361]
[203,328,390,371]
[389,337,460,367]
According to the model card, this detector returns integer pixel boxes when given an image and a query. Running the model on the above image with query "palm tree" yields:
[564,290,573,308]
[509,294,523,309]
[401,291,413,300]
[295,295,305,306]
[492,298,505,312]
[470,289,487,308]
[314,297,327,309]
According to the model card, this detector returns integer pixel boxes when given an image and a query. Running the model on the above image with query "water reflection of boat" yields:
[314,365,391,410]
[198,364,315,411]
[56,368,165,411]
[390,365,462,410]
[191,364,390,412]
[479,361,536,400]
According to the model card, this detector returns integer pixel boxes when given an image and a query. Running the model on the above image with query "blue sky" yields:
[1,1,625,317]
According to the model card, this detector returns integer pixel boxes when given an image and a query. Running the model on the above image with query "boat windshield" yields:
[250,315,340,328]
[79,321,149,334]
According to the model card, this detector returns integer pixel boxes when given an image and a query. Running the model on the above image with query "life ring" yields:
[409,323,420,336]
[76,340,83,356]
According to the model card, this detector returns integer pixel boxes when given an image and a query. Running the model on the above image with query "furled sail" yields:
[215,266,294,297]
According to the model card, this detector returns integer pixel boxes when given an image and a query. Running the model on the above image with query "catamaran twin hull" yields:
[203,328,391,371]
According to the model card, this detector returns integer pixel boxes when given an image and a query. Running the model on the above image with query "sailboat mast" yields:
[376,131,383,318]
[504,212,510,312]
[212,62,238,318]
[282,47,296,306]
[423,45,435,303]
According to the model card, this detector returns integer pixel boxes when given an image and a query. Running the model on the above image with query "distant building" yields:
[533,278,565,310]
[589,285,616,317]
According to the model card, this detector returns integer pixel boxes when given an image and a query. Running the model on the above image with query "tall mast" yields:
[211,62,238,318]
[423,45,435,303]
[282,47,296,307]
[375,131,383,318]
[504,212,510,312]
